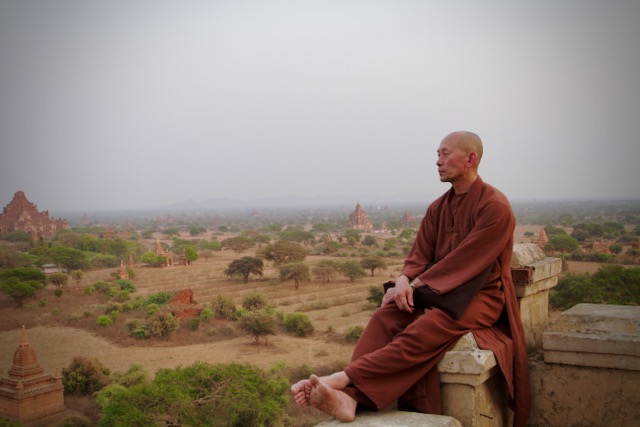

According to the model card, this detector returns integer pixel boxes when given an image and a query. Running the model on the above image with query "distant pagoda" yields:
[348,202,373,230]
[0,191,68,240]
[0,327,65,424]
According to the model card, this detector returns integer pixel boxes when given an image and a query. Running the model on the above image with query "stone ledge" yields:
[316,410,462,426]
[543,303,640,370]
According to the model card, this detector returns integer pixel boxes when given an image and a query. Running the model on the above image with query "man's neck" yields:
[451,175,478,194]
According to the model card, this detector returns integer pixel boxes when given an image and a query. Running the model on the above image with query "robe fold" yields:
[342,176,531,427]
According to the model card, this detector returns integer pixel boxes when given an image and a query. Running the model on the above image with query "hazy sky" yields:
[1,1,639,213]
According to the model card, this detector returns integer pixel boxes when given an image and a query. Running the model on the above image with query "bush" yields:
[145,311,180,338]
[144,291,174,306]
[96,315,113,327]
[283,312,314,337]
[240,311,277,344]
[116,279,136,293]
[367,286,384,306]
[62,356,111,396]
[242,291,267,311]
[96,362,289,427]
[211,294,236,320]
[345,325,364,343]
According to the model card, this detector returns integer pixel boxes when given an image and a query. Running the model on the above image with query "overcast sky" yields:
[1,1,639,213]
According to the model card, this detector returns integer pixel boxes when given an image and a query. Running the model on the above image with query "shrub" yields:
[240,311,277,344]
[145,312,179,338]
[242,291,267,311]
[345,325,364,343]
[54,288,63,298]
[96,362,289,427]
[62,356,111,396]
[144,291,174,306]
[367,286,384,306]
[283,312,314,337]
[96,315,113,327]
[116,279,136,293]
[211,294,236,320]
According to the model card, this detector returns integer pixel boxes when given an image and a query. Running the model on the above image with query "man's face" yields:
[436,136,468,183]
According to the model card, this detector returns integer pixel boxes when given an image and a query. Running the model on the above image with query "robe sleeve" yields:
[404,196,514,295]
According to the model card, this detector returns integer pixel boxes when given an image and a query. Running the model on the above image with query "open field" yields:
[0,222,607,379]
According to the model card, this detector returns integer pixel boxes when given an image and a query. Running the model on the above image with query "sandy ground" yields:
[0,325,354,377]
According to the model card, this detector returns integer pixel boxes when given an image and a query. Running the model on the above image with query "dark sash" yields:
[383,265,492,320]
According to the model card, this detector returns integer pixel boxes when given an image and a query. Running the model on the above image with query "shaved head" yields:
[443,131,483,164]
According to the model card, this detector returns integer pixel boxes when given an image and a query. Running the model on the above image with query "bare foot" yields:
[290,379,311,407]
[309,374,357,422]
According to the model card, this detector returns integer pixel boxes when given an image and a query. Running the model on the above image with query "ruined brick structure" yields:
[348,202,373,230]
[0,191,68,240]
[167,289,202,319]
[0,327,65,424]
[155,239,174,266]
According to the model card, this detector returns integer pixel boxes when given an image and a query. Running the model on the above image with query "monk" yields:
[291,131,531,426]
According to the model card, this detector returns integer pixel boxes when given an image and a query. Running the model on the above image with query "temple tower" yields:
[0,327,65,424]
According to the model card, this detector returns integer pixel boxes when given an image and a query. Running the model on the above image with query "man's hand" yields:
[384,275,414,313]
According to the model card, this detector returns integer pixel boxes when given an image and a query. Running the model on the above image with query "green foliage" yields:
[141,252,166,267]
[546,234,579,253]
[240,311,278,344]
[312,259,339,283]
[116,279,136,293]
[96,362,289,427]
[259,240,307,269]
[242,291,267,311]
[146,312,180,338]
[96,315,113,327]
[367,285,385,306]
[62,356,111,396]
[550,265,640,309]
[339,260,367,282]
[0,244,33,268]
[345,325,364,343]
[144,291,174,306]
[278,262,310,289]
[283,312,314,337]
[360,255,387,276]
[224,256,264,282]
[211,294,237,320]
[0,267,46,306]
[221,236,255,256]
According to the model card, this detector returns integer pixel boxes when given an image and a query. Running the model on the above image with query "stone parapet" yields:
[317,410,462,427]
[510,243,562,349]
[528,304,640,426]
[438,332,510,427]
[542,303,640,370]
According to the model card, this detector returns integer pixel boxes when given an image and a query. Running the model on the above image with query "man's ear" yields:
[467,152,477,165]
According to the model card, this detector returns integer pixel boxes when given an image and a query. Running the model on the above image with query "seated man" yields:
[291,131,531,426]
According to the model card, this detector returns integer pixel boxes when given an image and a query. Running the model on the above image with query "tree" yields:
[240,311,277,345]
[279,227,315,245]
[221,236,255,257]
[360,255,387,276]
[362,235,378,247]
[242,291,267,311]
[49,246,88,271]
[312,259,340,283]
[62,356,111,396]
[279,262,310,290]
[141,252,166,267]
[225,256,264,282]
[339,261,367,282]
[259,240,307,269]
[70,270,83,285]
[48,272,69,287]
[0,267,46,306]
[546,234,579,253]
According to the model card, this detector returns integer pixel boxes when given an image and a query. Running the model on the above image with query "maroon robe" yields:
[343,176,531,427]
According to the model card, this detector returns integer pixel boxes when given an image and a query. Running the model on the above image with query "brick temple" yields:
[0,191,68,240]
[348,202,373,230]
[0,327,65,424]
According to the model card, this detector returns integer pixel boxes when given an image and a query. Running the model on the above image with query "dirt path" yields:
[0,326,353,376]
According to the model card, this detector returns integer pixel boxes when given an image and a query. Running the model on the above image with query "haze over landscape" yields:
[1,1,639,213]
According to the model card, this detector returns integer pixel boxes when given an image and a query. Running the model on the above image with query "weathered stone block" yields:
[438,332,509,427]
[543,303,640,370]
[316,409,462,427]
